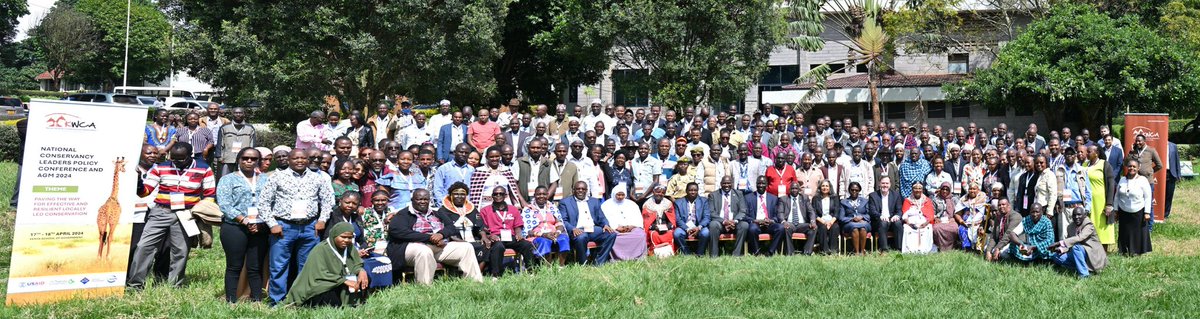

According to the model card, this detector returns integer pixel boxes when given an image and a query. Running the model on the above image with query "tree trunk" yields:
[869,65,881,124]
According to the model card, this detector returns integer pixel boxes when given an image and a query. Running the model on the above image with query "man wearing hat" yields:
[582,99,613,136]
[428,99,454,139]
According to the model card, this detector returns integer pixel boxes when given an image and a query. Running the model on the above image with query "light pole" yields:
[121,0,131,92]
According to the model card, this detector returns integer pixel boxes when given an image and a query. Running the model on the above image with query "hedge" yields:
[0,124,19,163]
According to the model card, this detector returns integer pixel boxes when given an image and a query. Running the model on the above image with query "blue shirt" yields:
[216,171,268,224]
[376,167,428,210]
[898,158,930,198]
[432,161,475,204]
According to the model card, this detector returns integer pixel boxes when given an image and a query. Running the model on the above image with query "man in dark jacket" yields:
[386,188,483,285]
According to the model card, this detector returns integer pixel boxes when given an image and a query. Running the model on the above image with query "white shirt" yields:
[401,125,433,148]
[428,113,452,138]
[788,197,805,224]
[1116,175,1153,213]
[879,192,892,219]
[820,198,832,218]
[632,156,663,195]
[450,124,466,147]
[846,160,875,195]
[732,158,767,191]
[576,199,595,229]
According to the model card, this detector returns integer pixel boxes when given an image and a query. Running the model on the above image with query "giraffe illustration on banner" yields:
[97,157,126,259]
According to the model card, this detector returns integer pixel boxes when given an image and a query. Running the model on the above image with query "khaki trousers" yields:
[404,242,484,285]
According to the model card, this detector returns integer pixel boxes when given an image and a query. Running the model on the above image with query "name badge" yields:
[231,142,243,151]
[777,185,786,196]
[290,199,310,220]
[583,227,594,233]
[952,182,962,194]
[500,229,513,242]
[737,180,748,190]
[176,210,200,237]
[656,223,668,231]
[170,193,186,210]
[374,240,388,253]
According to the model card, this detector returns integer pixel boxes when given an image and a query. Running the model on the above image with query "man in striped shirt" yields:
[128,142,216,290]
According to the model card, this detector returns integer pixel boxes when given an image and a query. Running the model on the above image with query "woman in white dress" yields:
[602,184,647,261]
[901,183,936,253]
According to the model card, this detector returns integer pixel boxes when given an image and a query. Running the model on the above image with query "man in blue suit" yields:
[1166,142,1180,219]
[745,176,785,256]
[559,181,617,265]
[437,111,469,163]
[673,183,710,256]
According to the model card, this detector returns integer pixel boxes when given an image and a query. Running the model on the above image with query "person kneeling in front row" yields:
[1051,207,1108,277]
[283,222,367,307]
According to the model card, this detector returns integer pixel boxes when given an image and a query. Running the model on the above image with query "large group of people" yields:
[125,98,1179,307]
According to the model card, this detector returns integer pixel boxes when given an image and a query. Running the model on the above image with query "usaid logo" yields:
[1131,126,1160,140]
[44,113,98,130]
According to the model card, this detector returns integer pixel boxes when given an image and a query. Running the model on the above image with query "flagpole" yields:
[121,0,131,91]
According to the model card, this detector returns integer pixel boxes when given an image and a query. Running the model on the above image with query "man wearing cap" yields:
[428,100,454,138]
[582,100,612,135]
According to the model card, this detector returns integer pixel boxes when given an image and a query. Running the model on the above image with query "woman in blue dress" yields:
[839,182,872,254]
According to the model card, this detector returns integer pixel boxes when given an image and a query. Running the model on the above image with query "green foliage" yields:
[497,0,616,105]
[883,0,964,54]
[0,124,18,163]
[0,0,27,44]
[605,0,786,109]
[1161,0,1200,49]
[174,0,510,127]
[0,39,43,90]
[946,4,1200,129]
[254,128,296,150]
[70,0,172,88]
[785,0,826,52]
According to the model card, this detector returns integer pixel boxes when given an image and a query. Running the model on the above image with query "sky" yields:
[14,0,59,41]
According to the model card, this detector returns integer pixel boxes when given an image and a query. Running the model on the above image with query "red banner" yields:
[1123,113,1169,221]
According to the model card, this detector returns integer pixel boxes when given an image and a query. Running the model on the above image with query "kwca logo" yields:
[1132,126,1160,140]
[44,113,98,130]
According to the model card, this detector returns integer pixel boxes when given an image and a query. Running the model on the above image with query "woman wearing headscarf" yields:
[521,186,570,265]
[440,182,506,277]
[641,184,676,256]
[955,182,988,250]
[901,183,935,253]
[603,184,647,260]
[930,182,961,252]
[282,222,367,307]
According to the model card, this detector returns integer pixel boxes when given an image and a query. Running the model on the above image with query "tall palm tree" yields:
[786,0,894,124]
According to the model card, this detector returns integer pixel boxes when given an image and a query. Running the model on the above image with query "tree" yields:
[493,0,616,106]
[1161,0,1200,49]
[171,0,510,127]
[0,0,28,45]
[606,0,786,110]
[31,4,97,91]
[789,0,896,124]
[946,4,1200,129]
[0,39,44,90]
[72,0,172,89]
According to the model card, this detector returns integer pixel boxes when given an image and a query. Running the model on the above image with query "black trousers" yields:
[1118,210,1151,256]
[782,222,816,255]
[872,217,903,251]
[815,223,841,254]
[500,239,537,268]
[127,221,170,282]
[472,242,507,276]
[221,223,269,302]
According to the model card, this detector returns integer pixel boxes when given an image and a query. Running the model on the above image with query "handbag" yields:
[653,243,675,258]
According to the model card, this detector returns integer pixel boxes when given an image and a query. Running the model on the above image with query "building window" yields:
[987,105,1005,117]
[568,83,579,105]
[948,53,969,74]
[760,65,800,86]
[612,69,651,107]
[809,63,849,74]
[926,102,946,119]
[885,102,906,121]
[1014,104,1034,116]
[856,63,869,73]
[951,103,971,118]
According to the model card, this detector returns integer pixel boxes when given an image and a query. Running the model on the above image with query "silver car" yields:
[0,96,25,119]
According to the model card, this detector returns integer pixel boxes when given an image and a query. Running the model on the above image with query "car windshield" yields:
[112,95,139,105]
[0,98,20,106]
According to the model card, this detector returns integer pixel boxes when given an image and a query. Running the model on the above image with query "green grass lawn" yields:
[0,164,1197,317]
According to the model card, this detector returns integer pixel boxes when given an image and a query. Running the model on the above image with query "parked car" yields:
[135,96,163,108]
[66,93,140,105]
[164,100,218,111]
[0,96,25,119]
